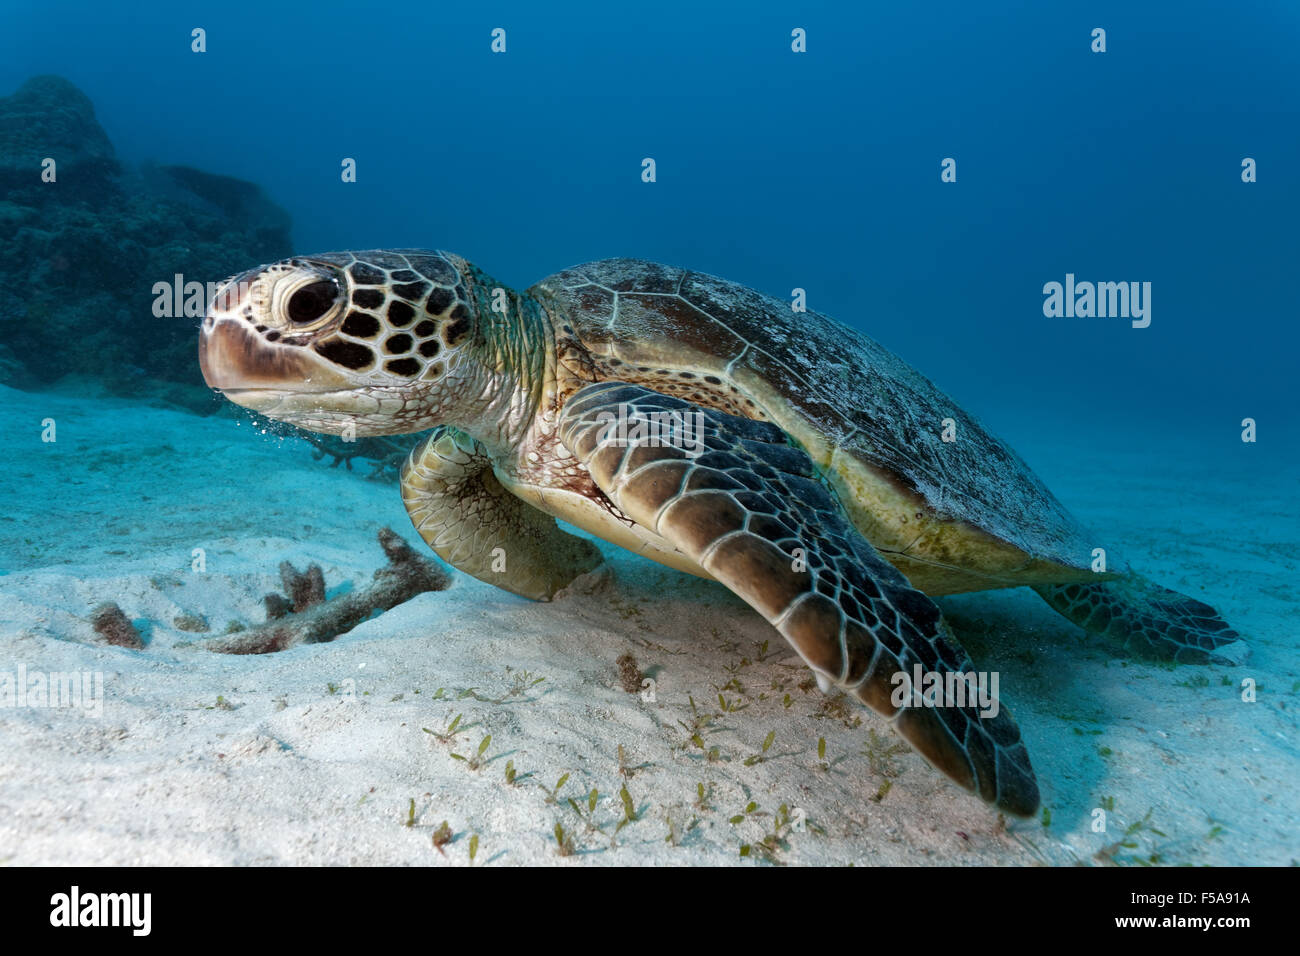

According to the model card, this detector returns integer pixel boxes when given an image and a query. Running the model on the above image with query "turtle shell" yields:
[531,259,1116,595]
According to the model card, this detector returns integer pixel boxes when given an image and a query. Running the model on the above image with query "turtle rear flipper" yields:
[1033,577,1249,665]
[558,382,1040,816]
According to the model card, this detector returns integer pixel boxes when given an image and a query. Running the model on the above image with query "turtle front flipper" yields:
[1033,577,1249,665]
[401,427,603,601]
[558,382,1040,816]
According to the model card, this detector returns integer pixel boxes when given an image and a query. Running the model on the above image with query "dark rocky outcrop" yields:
[0,75,293,410]
[0,75,118,203]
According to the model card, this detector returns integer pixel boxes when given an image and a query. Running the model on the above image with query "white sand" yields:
[0,383,1295,866]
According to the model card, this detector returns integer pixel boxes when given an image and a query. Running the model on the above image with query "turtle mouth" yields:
[217,385,402,408]
[199,316,353,391]
[218,386,359,428]
[215,383,372,414]
[201,320,436,435]
[216,386,353,404]
[214,385,433,436]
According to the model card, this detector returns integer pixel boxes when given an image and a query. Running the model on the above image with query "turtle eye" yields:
[286,279,340,325]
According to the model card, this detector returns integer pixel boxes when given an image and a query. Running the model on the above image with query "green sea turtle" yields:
[198,249,1247,815]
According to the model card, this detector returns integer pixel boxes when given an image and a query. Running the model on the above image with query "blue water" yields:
[1,1,1298,867]
[4,0,1297,437]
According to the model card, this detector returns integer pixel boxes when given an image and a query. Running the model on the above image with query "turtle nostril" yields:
[287,280,339,325]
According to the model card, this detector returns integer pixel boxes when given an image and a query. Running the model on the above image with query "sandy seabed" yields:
[0,383,1295,866]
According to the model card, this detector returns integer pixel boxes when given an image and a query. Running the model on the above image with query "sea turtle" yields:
[198,249,1248,815]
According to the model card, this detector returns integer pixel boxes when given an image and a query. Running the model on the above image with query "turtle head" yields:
[199,250,480,436]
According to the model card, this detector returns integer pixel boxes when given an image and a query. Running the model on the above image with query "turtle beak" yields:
[199,317,352,394]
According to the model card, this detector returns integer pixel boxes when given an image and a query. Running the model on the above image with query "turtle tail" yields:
[1033,575,1249,665]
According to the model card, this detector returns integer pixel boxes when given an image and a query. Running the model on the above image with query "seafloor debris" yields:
[616,653,643,694]
[172,613,209,633]
[263,592,292,621]
[263,560,325,620]
[90,602,144,649]
[204,528,451,655]
[279,560,326,613]
[301,433,418,481]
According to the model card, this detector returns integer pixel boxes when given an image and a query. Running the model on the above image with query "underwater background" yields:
[2,0,1297,434]
[0,0,1296,865]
